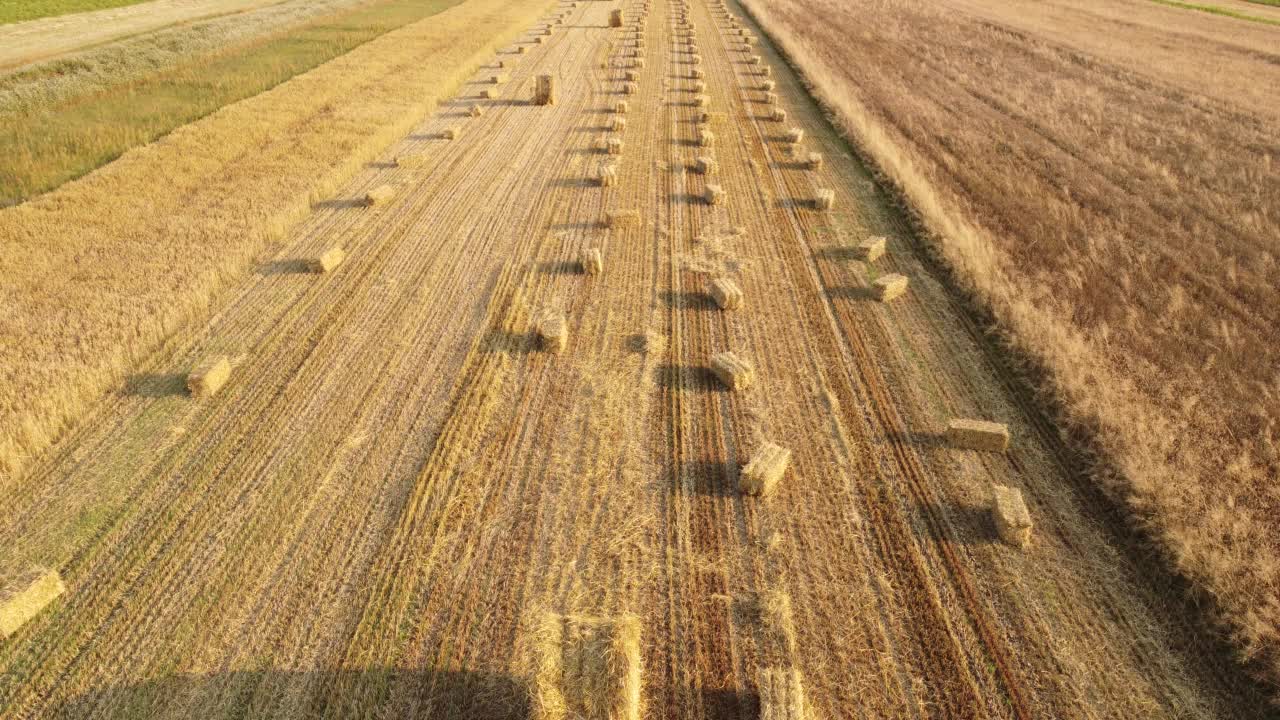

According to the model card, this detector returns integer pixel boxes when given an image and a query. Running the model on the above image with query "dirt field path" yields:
[0,0,296,70]
[0,0,1268,716]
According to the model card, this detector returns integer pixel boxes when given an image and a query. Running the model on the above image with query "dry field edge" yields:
[738,0,1280,696]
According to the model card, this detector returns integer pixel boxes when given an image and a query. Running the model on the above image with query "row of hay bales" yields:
[711,0,1032,547]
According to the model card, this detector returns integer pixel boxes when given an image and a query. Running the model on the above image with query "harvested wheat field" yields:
[0,0,1274,716]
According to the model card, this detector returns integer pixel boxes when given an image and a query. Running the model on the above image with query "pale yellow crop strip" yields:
[0,0,558,484]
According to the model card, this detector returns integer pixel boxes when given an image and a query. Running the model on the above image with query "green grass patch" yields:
[1146,0,1280,24]
[0,0,155,25]
[0,0,464,206]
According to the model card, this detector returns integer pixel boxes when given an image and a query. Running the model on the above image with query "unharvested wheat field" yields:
[0,0,1274,716]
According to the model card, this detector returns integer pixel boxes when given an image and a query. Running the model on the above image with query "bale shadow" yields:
[365,160,398,170]
[257,259,312,276]
[811,246,860,262]
[484,329,536,356]
[826,285,878,302]
[915,499,995,546]
[661,289,718,310]
[312,198,367,210]
[887,428,948,449]
[701,687,760,720]
[122,373,188,398]
[655,363,721,393]
[49,668,530,720]
[667,460,738,497]
[549,220,605,231]
[547,177,596,190]
[671,192,706,206]
[538,260,582,275]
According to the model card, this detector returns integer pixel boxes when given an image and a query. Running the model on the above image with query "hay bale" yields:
[758,668,810,720]
[854,235,885,261]
[804,152,824,171]
[516,45,528,54]
[615,100,630,114]
[534,35,546,44]
[624,70,639,82]
[581,247,604,276]
[692,81,706,93]
[481,87,497,99]
[762,79,776,92]
[533,613,642,720]
[991,484,1033,548]
[698,128,716,147]
[691,54,703,65]
[306,246,345,274]
[813,188,834,211]
[0,568,65,638]
[695,156,717,175]
[623,82,638,95]
[692,67,705,79]
[785,127,804,144]
[760,65,773,78]
[535,310,568,353]
[443,126,460,140]
[609,8,623,26]
[947,418,1010,452]
[693,94,710,108]
[364,184,394,206]
[606,138,624,155]
[607,209,640,228]
[536,74,557,106]
[634,57,645,69]
[598,163,618,187]
[749,54,762,65]
[709,276,742,309]
[711,351,754,390]
[771,108,787,123]
[611,116,628,132]
[492,73,510,84]
[764,91,779,106]
[187,356,231,398]
[704,184,725,205]
[470,103,485,117]
[741,442,790,496]
[871,272,908,302]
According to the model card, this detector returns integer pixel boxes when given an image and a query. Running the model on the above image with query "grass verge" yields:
[1146,0,1280,24]
[0,0,153,25]
[0,0,468,206]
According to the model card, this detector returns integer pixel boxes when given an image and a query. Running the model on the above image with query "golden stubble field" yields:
[742,0,1280,693]
[0,0,1274,716]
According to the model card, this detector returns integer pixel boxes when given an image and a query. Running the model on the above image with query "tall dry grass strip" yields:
[306,246,346,273]
[759,668,811,720]
[533,613,642,720]
[741,442,790,496]
[947,418,1011,452]
[991,484,1033,549]
[0,568,65,638]
[187,356,231,398]
[711,351,754,391]
[0,0,556,483]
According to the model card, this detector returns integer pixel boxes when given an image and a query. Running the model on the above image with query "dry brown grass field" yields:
[740,0,1280,691]
[0,0,1275,716]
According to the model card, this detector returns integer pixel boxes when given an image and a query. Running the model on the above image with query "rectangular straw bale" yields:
[692,81,706,93]
[364,183,394,206]
[536,74,557,105]
[533,613,642,720]
[698,128,715,147]
[758,668,810,720]
[623,82,638,95]
[615,100,630,114]
[771,108,787,123]
[611,116,627,132]
[695,156,717,175]
[813,188,834,211]
[692,67,705,79]
[306,246,345,274]
[764,91,778,106]
[740,442,790,496]
[804,152,824,171]
[704,184,725,205]
[762,79,776,92]
[188,356,231,398]
[760,65,773,78]
[606,138,624,155]
[947,418,1011,452]
[693,94,710,108]
[871,272,908,302]
[691,54,703,65]
[991,483,1033,548]
[749,54,762,64]
[535,310,568,353]
[481,87,497,99]
[634,57,645,68]
[709,276,742,310]
[598,163,618,187]
[607,209,640,228]
[581,247,604,276]
[469,103,485,118]
[785,127,804,144]
[517,44,528,54]
[492,72,509,84]
[0,568,66,638]
[443,126,460,140]
[534,35,546,44]
[711,351,754,390]
[854,235,886,262]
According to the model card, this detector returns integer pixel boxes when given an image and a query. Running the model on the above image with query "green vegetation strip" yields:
[1146,0,1280,24]
[0,0,464,206]
[0,0,154,25]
